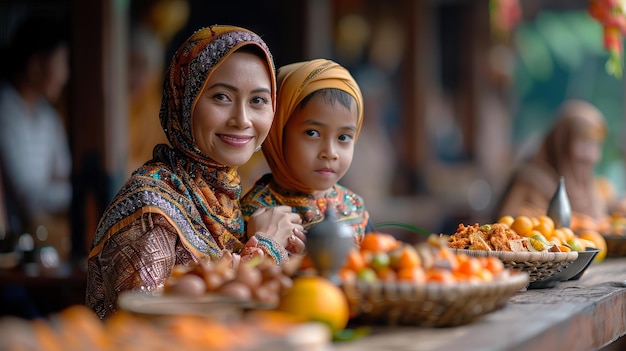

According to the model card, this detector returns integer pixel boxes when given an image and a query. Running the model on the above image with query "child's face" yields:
[283,94,358,197]
[191,51,274,167]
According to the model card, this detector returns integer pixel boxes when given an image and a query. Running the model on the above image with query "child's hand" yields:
[286,227,307,254]
[248,206,304,249]
[239,236,265,264]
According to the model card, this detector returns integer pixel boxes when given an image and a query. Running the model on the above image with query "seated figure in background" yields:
[496,99,609,222]
[0,14,72,258]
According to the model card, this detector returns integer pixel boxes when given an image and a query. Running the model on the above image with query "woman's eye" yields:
[305,130,320,137]
[251,96,269,105]
[213,93,229,101]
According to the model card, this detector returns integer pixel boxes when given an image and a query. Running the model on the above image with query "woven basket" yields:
[603,235,626,257]
[341,271,529,327]
[451,249,578,284]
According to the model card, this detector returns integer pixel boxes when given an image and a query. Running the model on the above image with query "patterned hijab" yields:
[90,25,276,259]
[262,59,363,193]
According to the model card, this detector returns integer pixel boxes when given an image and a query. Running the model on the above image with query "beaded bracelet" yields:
[253,232,289,265]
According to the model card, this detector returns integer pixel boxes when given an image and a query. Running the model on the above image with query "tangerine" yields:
[426,268,455,284]
[533,221,553,239]
[510,216,533,236]
[359,232,399,252]
[537,216,555,232]
[578,230,607,263]
[551,228,567,245]
[277,276,350,333]
[397,267,426,283]
[344,249,365,272]
[396,246,421,269]
[497,215,514,227]
[561,227,576,242]
[483,256,504,275]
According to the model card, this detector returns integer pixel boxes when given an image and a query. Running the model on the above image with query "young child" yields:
[240,59,374,243]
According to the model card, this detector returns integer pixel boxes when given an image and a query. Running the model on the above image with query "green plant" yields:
[375,221,432,237]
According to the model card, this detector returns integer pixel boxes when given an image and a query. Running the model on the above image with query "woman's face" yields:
[192,51,274,167]
[283,94,358,197]
[573,138,603,167]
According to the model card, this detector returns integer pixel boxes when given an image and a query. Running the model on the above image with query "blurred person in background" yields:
[496,99,611,222]
[127,25,170,175]
[0,14,72,260]
[127,0,189,175]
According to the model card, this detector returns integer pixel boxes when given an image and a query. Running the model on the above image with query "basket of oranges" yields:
[327,233,529,327]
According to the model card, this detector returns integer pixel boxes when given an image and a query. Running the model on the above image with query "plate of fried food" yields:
[446,223,578,286]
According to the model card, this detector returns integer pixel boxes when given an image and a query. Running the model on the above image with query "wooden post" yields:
[69,0,128,260]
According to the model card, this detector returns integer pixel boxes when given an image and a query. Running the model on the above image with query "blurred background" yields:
[0,0,624,315]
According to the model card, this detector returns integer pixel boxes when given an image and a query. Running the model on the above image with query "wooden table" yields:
[335,257,626,351]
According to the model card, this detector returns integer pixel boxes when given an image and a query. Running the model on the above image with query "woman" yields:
[496,99,608,221]
[86,25,305,319]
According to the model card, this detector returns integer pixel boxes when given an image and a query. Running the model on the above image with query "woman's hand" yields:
[247,206,304,249]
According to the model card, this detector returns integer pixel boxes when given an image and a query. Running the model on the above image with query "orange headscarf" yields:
[262,59,363,193]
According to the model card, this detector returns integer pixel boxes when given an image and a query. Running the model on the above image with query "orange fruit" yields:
[530,216,540,228]
[397,267,426,283]
[510,216,533,236]
[277,276,350,333]
[578,230,607,263]
[537,216,555,232]
[551,228,567,245]
[561,227,576,242]
[344,249,365,272]
[476,268,494,282]
[426,268,455,284]
[497,215,514,227]
[359,232,399,252]
[483,256,505,276]
[396,245,421,269]
[456,256,482,277]
[376,267,397,282]
[534,218,554,239]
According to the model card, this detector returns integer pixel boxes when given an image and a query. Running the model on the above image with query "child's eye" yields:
[338,134,353,142]
[305,130,320,137]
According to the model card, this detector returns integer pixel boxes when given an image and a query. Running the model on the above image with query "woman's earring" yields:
[254,145,262,152]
